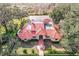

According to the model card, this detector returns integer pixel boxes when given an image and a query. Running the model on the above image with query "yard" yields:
[14,39,67,56]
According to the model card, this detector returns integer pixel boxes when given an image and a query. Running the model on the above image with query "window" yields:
[27,24,31,30]
[45,23,52,30]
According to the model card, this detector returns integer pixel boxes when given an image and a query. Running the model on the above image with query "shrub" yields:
[32,49,35,54]
[23,49,27,54]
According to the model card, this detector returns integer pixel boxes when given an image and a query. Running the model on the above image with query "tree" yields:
[50,4,71,24]
[50,9,64,24]
[60,17,79,55]
[50,4,79,55]
[0,24,6,36]
[0,4,28,55]
[0,4,28,31]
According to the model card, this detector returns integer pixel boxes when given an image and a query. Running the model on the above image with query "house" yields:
[17,16,62,42]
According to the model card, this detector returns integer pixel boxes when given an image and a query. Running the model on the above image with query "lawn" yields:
[16,47,38,56]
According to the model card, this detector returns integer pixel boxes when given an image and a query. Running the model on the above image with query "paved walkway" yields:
[36,45,44,56]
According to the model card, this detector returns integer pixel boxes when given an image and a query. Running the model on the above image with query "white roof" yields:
[28,16,51,22]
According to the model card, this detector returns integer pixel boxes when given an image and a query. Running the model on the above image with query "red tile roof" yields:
[17,16,62,40]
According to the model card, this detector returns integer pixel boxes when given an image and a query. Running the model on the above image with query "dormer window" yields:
[27,24,31,30]
[44,22,53,30]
